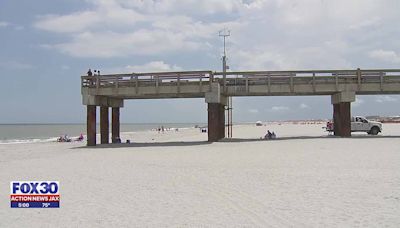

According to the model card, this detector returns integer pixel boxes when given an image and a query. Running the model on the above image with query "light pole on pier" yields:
[219,28,230,88]
[219,28,232,138]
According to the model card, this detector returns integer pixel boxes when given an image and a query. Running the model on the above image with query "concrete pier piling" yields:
[333,102,351,137]
[100,106,109,144]
[206,83,226,142]
[87,105,97,146]
[112,107,120,143]
[207,103,225,142]
[331,92,355,137]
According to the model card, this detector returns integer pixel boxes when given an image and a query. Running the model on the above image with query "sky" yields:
[0,0,399,123]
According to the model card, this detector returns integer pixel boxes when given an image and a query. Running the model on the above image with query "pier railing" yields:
[82,70,214,90]
[82,69,400,96]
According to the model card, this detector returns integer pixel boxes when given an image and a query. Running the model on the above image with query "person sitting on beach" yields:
[271,131,276,139]
[264,130,273,140]
[76,133,84,141]
[64,134,71,142]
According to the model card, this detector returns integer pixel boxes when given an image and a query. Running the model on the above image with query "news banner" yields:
[10,181,60,208]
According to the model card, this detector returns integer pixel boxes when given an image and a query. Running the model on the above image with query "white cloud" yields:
[270,106,290,112]
[299,103,309,109]
[0,21,9,27]
[368,50,400,64]
[115,0,242,15]
[33,0,400,74]
[0,61,33,70]
[61,65,71,70]
[103,61,182,74]
[14,25,24,31]
[34,0,242,58]
[49,30,201,58]
[352,98,364,107]
[124,61,182,73]
[248,109,259,114]
[35,11,103,33]
[375,95,398,103]
[0,21,25,30]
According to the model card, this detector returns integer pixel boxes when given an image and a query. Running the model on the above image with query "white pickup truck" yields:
[326,116,383,135]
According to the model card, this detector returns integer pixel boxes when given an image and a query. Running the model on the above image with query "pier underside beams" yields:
[87,105,97,146]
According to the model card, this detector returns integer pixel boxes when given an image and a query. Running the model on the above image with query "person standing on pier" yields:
[87,69,94,86]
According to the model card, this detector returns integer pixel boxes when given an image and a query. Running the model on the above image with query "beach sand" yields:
[1,123,399,227]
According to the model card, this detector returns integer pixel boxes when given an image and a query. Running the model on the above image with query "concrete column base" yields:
[208,103,225,142]
[100,106,109,144]
[87,105,97,146]
[112,107,120,143]
[333,102,351,137]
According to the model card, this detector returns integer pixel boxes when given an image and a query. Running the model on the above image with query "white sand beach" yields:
[1,123,400,227]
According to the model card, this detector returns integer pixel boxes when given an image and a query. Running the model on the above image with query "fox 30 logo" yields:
[10,181,60,208]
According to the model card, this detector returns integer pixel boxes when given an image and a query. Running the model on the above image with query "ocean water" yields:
[0,123,204,144]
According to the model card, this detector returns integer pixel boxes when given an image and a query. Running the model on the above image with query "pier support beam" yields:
[331,92,355,137]
[112,107,120,143]
[100,106,109,144]
[83,95,124,146]
[87,105,97,146]
[206,83,226,142]
[208,103,225,142]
